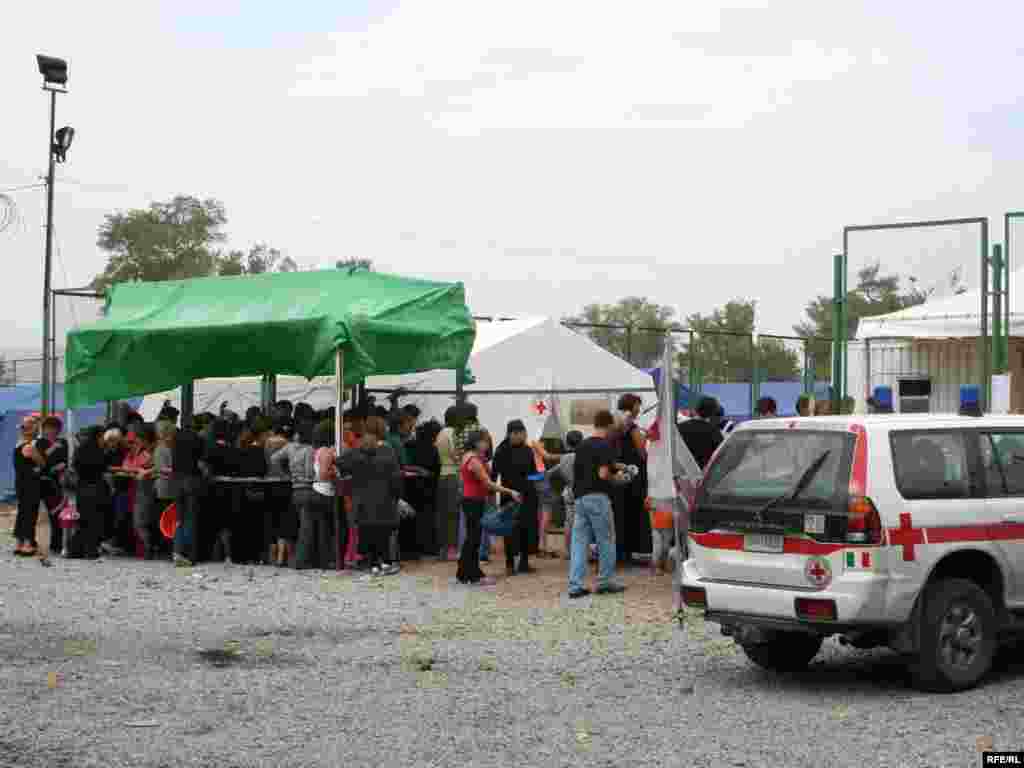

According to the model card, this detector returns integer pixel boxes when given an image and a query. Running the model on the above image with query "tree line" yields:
[568,263,965,381]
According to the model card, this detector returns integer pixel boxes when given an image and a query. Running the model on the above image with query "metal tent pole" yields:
[334,350,344,453]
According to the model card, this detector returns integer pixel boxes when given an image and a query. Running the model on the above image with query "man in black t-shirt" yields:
[677,396,724,470]
[567,410,626,599]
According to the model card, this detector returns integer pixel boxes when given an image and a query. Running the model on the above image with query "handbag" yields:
[481,501,521,537]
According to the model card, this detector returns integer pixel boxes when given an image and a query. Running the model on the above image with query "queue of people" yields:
[13,391,753,596]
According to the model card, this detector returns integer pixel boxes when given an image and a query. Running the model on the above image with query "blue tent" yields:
[0,385,142,500]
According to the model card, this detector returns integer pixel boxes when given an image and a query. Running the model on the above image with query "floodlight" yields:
[36,55,68,86]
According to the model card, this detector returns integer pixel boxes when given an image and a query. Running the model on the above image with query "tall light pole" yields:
[36,55,73,420]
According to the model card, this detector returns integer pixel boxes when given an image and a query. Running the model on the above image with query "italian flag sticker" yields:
[845,551,872,570]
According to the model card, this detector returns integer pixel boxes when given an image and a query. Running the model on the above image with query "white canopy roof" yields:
[367,316,655,439]
[139,376,342,421]
[857,269,1019,340]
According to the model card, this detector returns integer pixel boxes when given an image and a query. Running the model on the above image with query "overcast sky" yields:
[2,1,1023,354]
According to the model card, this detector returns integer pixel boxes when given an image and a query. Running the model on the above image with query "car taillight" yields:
[845,424,879,543]
[795,598,837,621]
[847,496,882,544]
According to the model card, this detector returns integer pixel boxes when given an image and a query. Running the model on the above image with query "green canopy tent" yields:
[65,269,476,444]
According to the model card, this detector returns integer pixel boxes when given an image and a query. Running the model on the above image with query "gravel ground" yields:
[1,518,1022,768]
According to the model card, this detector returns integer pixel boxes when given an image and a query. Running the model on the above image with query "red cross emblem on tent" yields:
[890,512,925,561]
[533,400,548,415]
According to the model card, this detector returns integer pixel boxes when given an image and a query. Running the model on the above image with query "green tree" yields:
[682,300,799,383]
[336,257,373,271]
[794,262,938,378]
[218,244,298,276]
[92,196,228,291]
[566,297,676,367]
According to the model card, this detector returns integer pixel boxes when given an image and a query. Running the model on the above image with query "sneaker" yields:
[568,588,591,599]
[380,563,400,576]
[596,583,626,595]
[370,566,382,577]
[173,554,193,568]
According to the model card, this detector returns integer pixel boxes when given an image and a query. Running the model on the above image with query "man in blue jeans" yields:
[568,410,626,599]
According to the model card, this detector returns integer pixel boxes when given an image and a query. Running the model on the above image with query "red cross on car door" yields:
[888,430,987,576]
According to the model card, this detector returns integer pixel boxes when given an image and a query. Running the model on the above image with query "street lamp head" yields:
[36,54,68,87]
[53,126,74,162]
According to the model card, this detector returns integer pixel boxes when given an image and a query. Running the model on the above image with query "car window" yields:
[890,431,969,499]
[703,430,850,504]
[984,432,1024,495]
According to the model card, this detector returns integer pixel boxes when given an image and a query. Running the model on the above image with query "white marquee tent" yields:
[857,271,1018,339]
[366,317,655,439]
[850,269,1020,412]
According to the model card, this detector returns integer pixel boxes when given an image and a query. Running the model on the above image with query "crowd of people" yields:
[10,388,832,593]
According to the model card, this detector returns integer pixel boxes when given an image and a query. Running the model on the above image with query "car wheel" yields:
[741,632,823,673]
[910,578,997,693]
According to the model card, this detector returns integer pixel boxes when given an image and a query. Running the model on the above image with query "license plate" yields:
[744,533,784,553]
[804,514,826,535]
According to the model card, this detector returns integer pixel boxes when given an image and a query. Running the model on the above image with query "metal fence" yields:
[559,320,834,414]
[0,356,62,387]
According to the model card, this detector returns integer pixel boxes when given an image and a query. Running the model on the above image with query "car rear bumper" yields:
[681,556,893,628]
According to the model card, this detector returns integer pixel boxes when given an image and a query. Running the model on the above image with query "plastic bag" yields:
[481,501,520,537]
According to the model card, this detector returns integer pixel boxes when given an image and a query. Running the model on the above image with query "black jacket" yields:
[676,419,723,470]
[336,444,402,527]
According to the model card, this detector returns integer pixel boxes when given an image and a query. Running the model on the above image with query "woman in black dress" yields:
[492,419,538,577]
[402,420,442,559]
[616,394,649,564]
[12,416,45,556]
[69,426,111,559]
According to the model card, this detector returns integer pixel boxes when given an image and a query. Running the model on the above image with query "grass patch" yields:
[63,638,96,657]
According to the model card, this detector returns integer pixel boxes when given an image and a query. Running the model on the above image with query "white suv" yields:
[680,414,1024,692]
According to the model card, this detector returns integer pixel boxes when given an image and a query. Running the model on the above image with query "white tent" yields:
[366,317,655,439]
[858,268,1019,339]
[139,376,345,422]
[851,269,1020,413]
